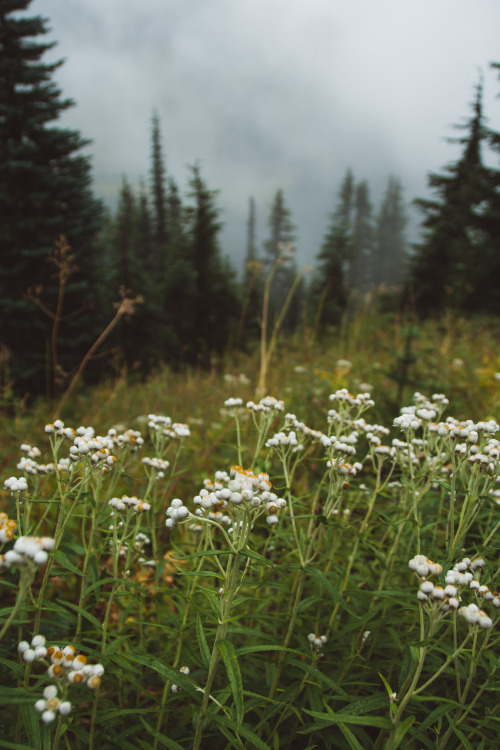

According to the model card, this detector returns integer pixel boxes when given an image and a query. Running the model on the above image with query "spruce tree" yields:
[162,175,196,362]
[263,189,298,329]
[411,83,500,312]
[239,196,262,343]
[185,165,239,357]
[349,181,373,292]
[150,112,168,253]
[312,169,354,327]
[0,0,104,394]
[373,176,407,288]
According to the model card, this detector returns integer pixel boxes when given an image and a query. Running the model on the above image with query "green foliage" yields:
[1,313,499,749]
[312,169,353,330]
[410,81,500,314]
[0,0,106,395]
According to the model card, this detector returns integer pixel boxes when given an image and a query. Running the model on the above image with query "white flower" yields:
[4,476,28,493]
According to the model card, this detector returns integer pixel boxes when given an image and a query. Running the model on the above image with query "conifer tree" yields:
[0,0,105,393]
[373,176,407,288]
[312,169,354,327]
[239,196,262,343]
[186,165,239,357]
[263,189,298,329]
[349,181,373,292]
[151,112,168,251]
[109,179,145,368]
[410,82,500,312]
[162,175,196,361]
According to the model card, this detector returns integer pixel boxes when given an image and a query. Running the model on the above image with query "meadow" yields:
[1,309,499,750]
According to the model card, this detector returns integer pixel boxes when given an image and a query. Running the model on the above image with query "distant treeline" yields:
[1,0,500,398]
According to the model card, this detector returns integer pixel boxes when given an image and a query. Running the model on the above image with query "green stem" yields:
[192,552,242,750]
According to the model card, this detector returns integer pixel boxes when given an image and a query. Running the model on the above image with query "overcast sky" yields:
[31,0,500,270]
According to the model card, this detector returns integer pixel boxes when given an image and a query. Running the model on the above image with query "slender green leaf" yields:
[301,709,393,729]
[20,705,42,750]
[450,723,474,750]
[62,601,103,629]
[338,723,364,750]
[214,715,272,750]
[392,715,416,749]
[236,644,303,657]
[138,717,186,749]
[83,577,118,597]
[239,548,275,567]
[0,686,36,706]
[196,614,211,669]
[217,639,244,725]
[51,549,84,576]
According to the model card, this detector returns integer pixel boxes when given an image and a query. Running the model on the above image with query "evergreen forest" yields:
[1,0,500,400]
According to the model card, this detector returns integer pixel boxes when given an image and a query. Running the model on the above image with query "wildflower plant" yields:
[0,380,498,749]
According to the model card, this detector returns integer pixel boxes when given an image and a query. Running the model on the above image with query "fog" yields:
[32,0,500,269]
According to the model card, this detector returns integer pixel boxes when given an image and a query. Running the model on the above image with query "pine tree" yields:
[312,169,354,327]
[410,82,500,312]
[150,112,168,250]
[185,165,240,358]
[0,0,105,394]
[162,175,196,362]
[263,189,298,329]
[239,196,262,343]
[373,176,407,288]
[349,181,373,292]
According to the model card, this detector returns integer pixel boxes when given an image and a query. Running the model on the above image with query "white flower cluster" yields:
[109,495,151,513]
[0,536,54,569]
[147,414,172,430]
[417,581,460,609]
[321,435,357,456]
[327,460,363,477]
[224,397,244,409]
[68,430,116,466]
[0,512,16,543]
[308,633,328,649]
[284,413,324,443]
[329,389,374,410]
[165,423,190,439]
[44,419,66,435]
[411,555,498,626]
[18,634,48,662]
[394,394,452,433]
[394,413,422,431]
[408,555,443,578]
[165,498,190,529]
[20,443,41,459]
[18,637,104,689]
[16,456,55,475]
[246,396,285,413]
[459,604,493,629]
[167,466,286,530]
[203,471,230,492]
[202,466,285,525]
[266,431,299,448]
[34,685,71,724]
[142,456,170,476]
[4,476,28,493]
[108,427,144,450]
